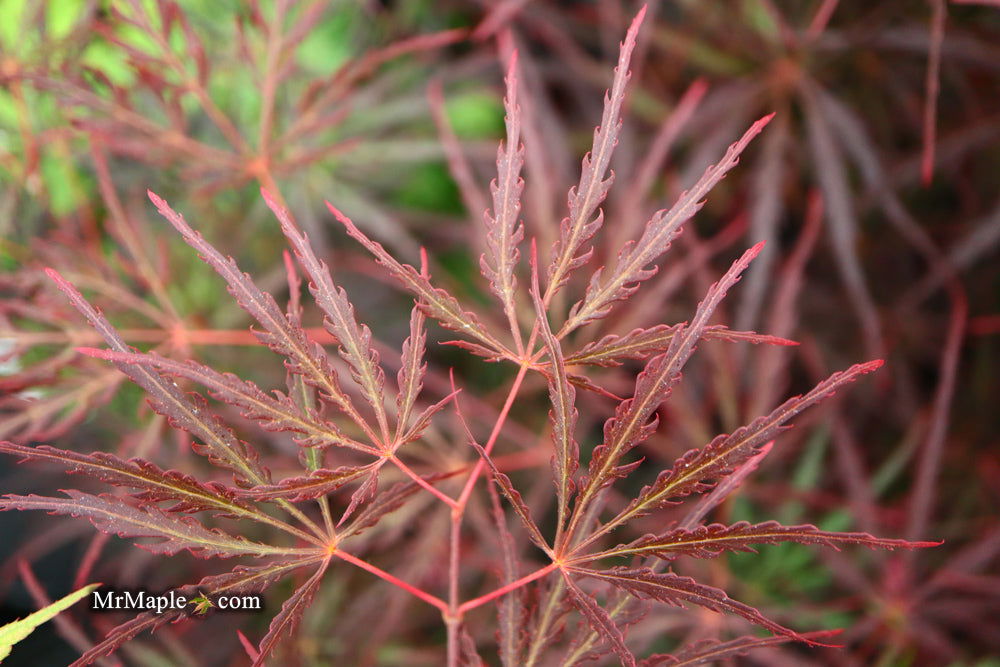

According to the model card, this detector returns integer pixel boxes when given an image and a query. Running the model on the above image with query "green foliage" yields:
[0,583,100,661]
[393,163,463,214]
[446,91,504,139]
[295,6,360,75]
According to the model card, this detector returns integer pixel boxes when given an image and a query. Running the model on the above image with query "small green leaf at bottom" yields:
[0,582,101,661]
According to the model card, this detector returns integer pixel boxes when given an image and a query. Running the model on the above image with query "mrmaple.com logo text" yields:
[90,588,263,614]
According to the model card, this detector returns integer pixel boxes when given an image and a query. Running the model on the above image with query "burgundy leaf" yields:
[396,301,428,442]
[604,360,883,533]
[702,327,797,346]
[194,555,329,597]
[521,578,574,666]
[146,192,373,439]
[76,348,375,455]
[639,630,842,666]
[329,202,511,359]
[567,324,796,368]
[70,610,177,667]
[0,491,305,559]
[395,388,459,452]
[547,7,646,297]
[564,114,774,333]
[487,475,525,667]
[0,441,252,516]
[566,372,624,401]
[679,441,773,529]
[588,520,940,563]
[439,339,508,362]
[472,443,550,553]
[570,566,818,645]
[254,558,330,666]
[530,245,579,541]
[264,190,391,443]
[578,244,764,509]
[338,465,382,526]
[46,269,270,487]
[460,624,485,666]
[562,571,636,667]
[481,51,526,342]
[240,464,378,503]
[561,588,650,667]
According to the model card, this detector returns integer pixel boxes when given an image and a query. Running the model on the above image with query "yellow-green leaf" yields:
[0,582,100,661]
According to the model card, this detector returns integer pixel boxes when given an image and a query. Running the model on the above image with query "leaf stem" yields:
[390,455,458,508]
[449,517,462,612]
[456,362,530,508]
[438,359,536,666]
[332,548,449,612]
[458,562,559,614]
[445,614,460,667]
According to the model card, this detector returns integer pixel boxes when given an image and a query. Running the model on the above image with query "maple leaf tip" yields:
[917,539,945,548]
[237,630,260,661]
[324,201,352,227]
[260,188,286,215]
[419,247,429,275]
[796,632,843,649]
[740,241,766,264]
[633,4,648,26]
[921,158,934,187]
[43,267,75,294]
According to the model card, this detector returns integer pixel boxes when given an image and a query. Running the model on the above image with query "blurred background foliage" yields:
[1,0,999,665]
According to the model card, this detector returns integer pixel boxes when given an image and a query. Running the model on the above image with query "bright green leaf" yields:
[0,89,20,128]
[0,0,27,51]
[82,40,135,86]
[296,8,359,75]
[0,583,101,661]
[393,162,462,214]
[742,0,779,43]
[40,150,82,216]
[46,0,84,40]
[445,91,504,139]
